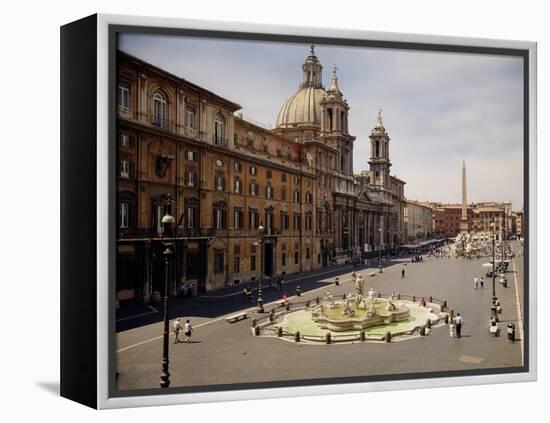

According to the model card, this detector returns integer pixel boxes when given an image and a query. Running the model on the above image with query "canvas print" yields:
[114,32,526,393]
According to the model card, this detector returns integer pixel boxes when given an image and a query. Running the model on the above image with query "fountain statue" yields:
[311,285,410,332]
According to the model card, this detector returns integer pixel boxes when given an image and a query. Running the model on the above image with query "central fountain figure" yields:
[312,275,411,332]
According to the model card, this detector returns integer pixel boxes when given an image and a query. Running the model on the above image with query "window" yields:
[215,209,226,229]
[250,182,258,196]
[120,203,129,228]
[305,192,312,203]
[250,255,256,271]
[266,213,273,233]
[234,178,241,194]
[306,247,311,260]
[214,251,224,274]
[305,214,312,231]
[281,213,289,230]
[282,253,286,267]
[294,251,299,264]
[293,190,300,203]
[281,186,287,201]
[153,91,167,128]
[281,173,287,182]
[186,169,195,187]
[294,175,300,185]
[375,140,380,157]
[266,170,272,179]
[266,185,273,199]
[120,160,129,178]
[250,166,257,176]
[234,208,243,229]
[156,205,165,234]
[185,107,195,129]
[214,114,225,145]
[186,150,197,161]
[293,213,301,231]
[249,210,258,229]
[186,207,196,229]
[117,84,130,108]
[234,257,240,274]
[234,162,241,172]
[120,134,129,147]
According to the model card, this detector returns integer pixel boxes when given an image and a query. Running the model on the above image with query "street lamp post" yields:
[160,202,175,389]
[378,226,383,273]
[257,223,265,313]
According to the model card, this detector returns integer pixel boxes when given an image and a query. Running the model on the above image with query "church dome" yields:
[276,86,326,128]
[275,45,327,129]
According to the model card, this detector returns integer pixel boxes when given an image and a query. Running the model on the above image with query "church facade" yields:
[115,46,407,303]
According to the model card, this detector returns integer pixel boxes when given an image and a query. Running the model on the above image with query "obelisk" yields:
[460,160,469,233]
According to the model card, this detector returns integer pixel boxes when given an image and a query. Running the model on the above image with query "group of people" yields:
[449,313,464,338]
[172,318,193,344]
[473,276,485,289]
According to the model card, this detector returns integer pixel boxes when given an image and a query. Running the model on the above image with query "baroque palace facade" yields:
[116,47,406,303]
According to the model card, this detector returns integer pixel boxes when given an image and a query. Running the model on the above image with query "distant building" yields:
[430,201,517,239]
[404,201,434,242]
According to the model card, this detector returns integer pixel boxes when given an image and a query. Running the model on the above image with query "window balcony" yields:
[151,115,173,131]
[212,135,228,147]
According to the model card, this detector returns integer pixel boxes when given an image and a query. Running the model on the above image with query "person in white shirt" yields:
[173,318,182,344]
[454,313,463,338]
[474,276,479,289]
[184,320,193,343]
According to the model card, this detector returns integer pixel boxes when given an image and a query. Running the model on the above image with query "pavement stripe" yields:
[511,257,524,365]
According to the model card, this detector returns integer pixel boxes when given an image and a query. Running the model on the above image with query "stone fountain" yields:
[310,275,410,332]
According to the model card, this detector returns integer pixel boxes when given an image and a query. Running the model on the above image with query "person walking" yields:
[449,318,455,338]
[184,319,193,343]
[401,268,406,279]
[474,276,478,289]
[173,318,182,344]
[480,277,484,288]
[454,313,463,338]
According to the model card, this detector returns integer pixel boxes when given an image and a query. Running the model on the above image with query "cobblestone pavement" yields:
[116,245,524,391]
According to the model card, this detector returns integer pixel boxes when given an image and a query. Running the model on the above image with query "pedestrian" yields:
[449,319,455,338]
[480,277,484,288]
[401,268,405,279]
[186,282,193,297]
[454,313,463,338]
[173,318,182,344]
[474,276,478,289]
[184,319,193,343]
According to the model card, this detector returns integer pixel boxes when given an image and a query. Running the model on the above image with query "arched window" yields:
[153,91,167,128]
[214,114,225,145]
[375,140,380,157]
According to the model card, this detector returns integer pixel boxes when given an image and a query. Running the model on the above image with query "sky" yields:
[118,33,524,210]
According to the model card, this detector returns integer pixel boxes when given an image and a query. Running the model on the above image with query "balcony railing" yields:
[118,226,286,240]
[118,227,217,240]
[151,115,174,131]
[212,135,228,147]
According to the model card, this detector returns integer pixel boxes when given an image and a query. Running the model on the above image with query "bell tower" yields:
[320,67,353,177]
[368,110,391,188]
